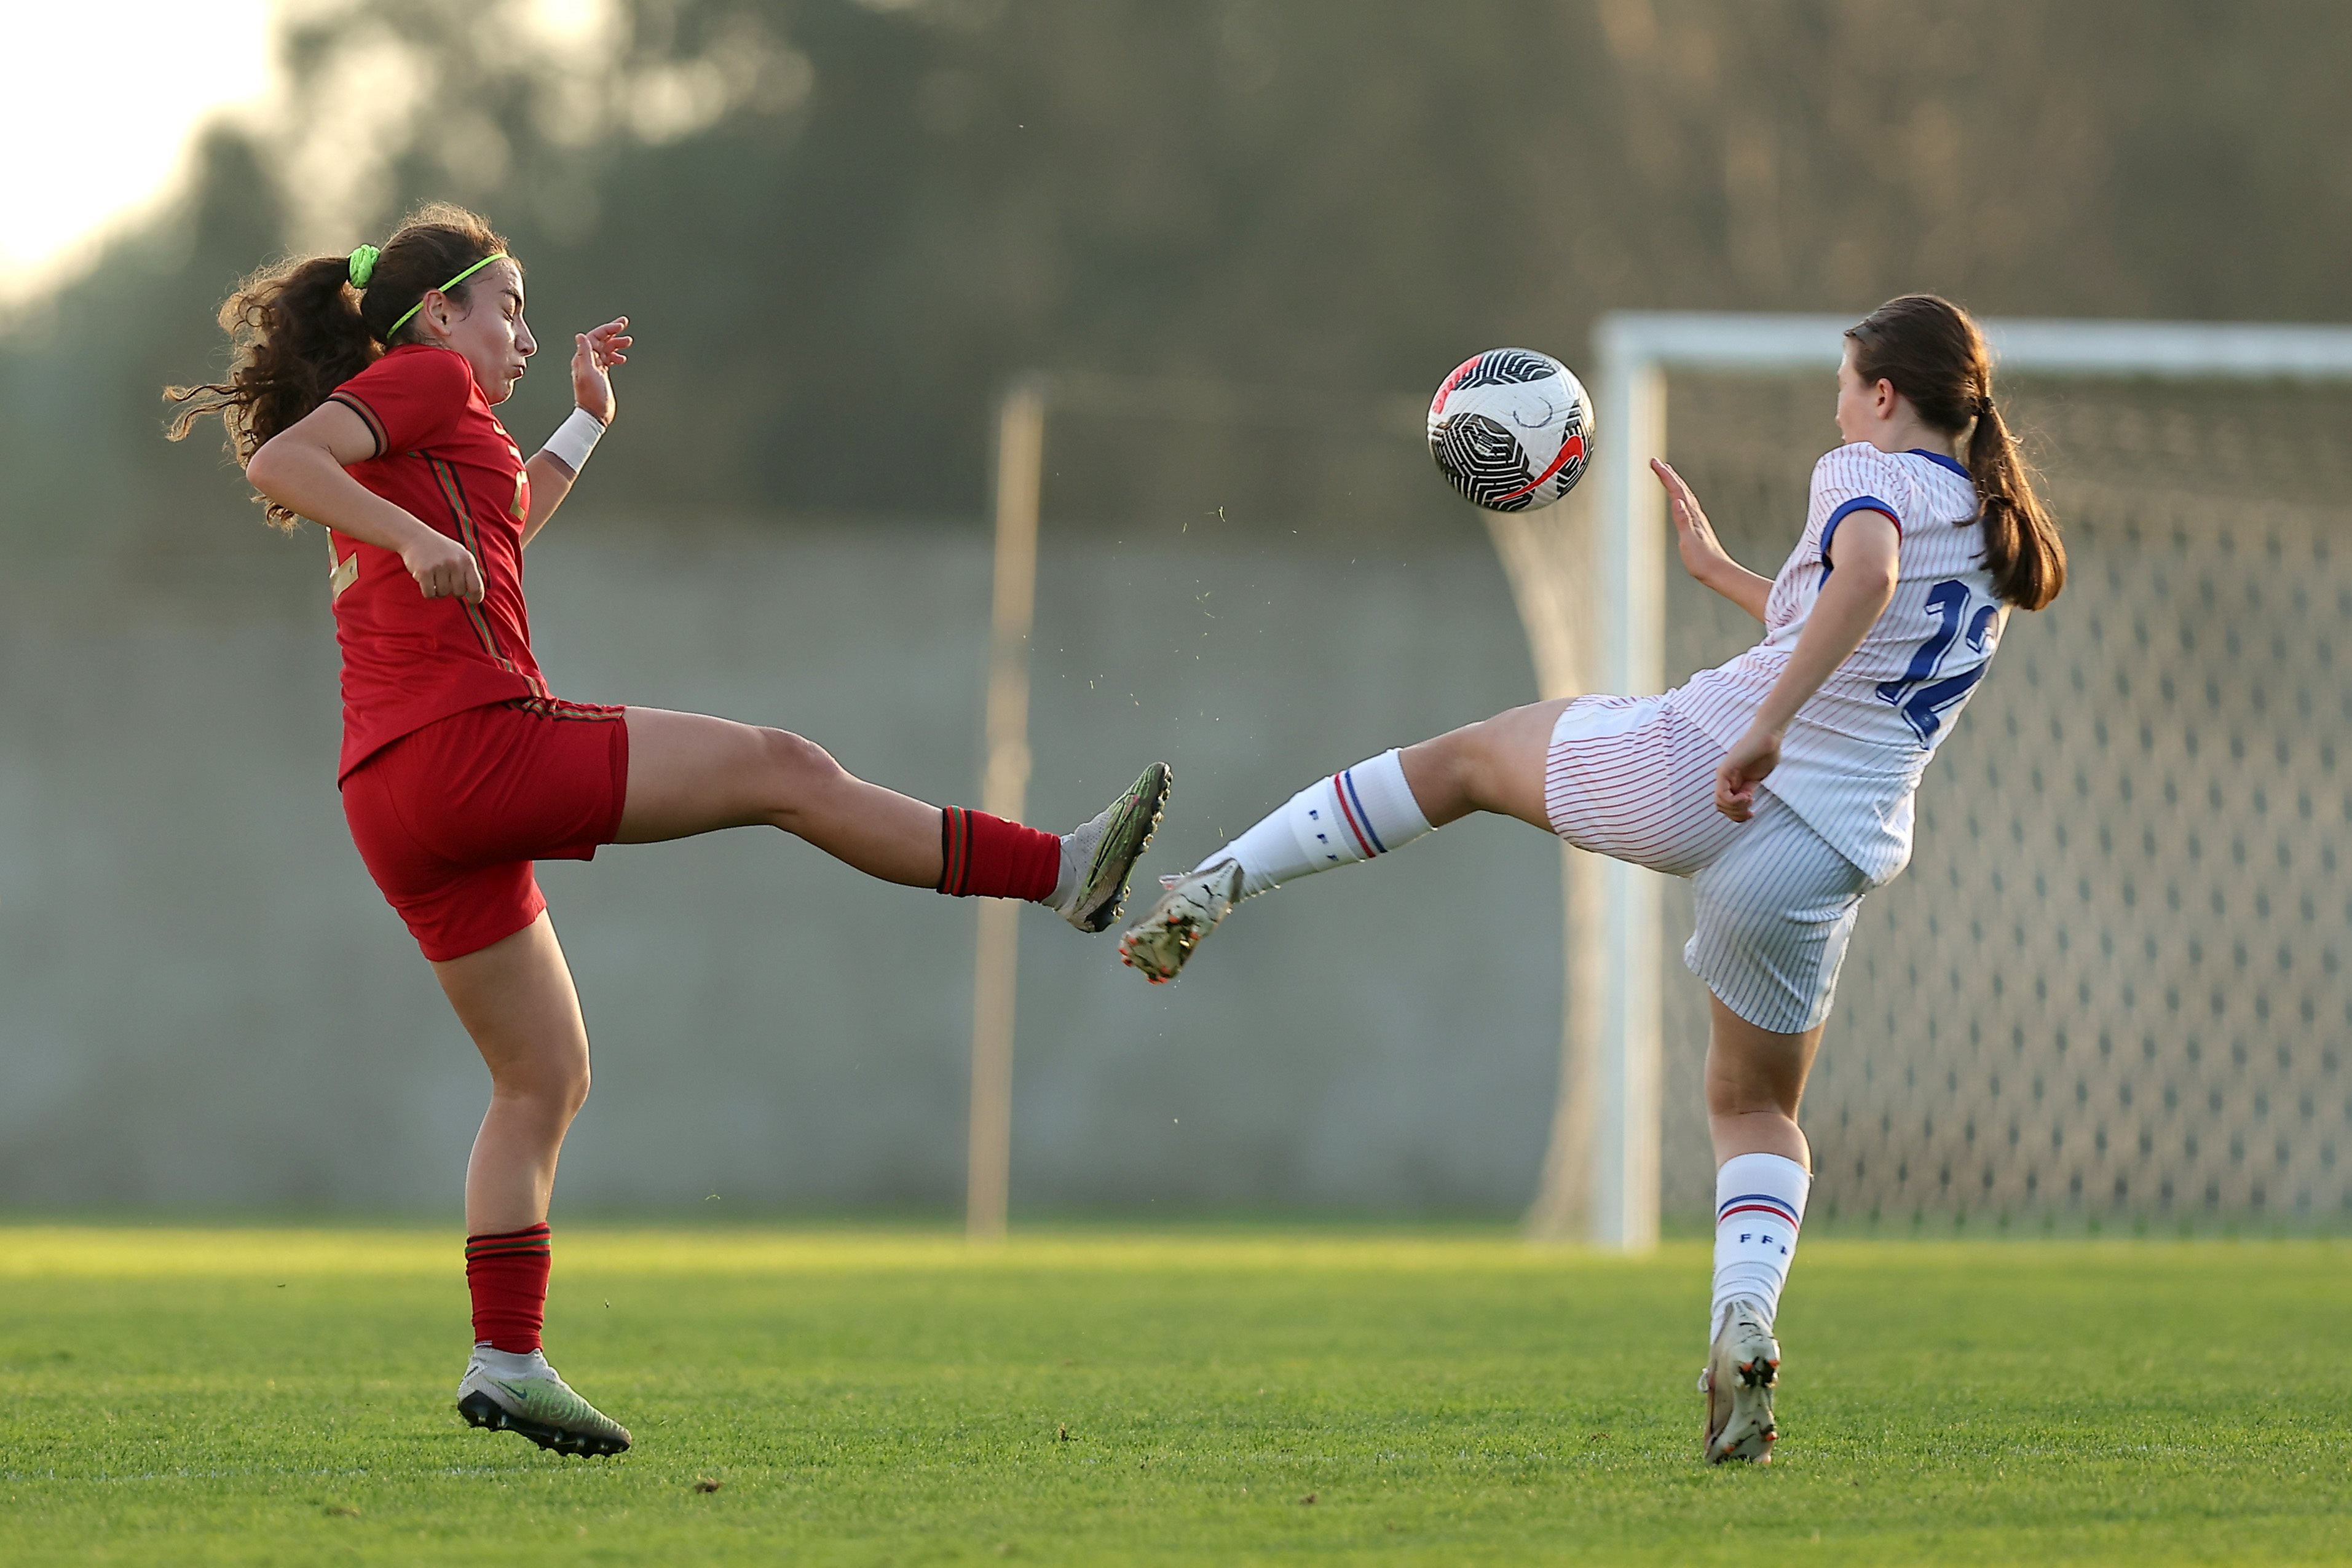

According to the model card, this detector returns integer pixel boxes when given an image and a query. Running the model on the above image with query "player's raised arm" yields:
[522,316,630,545]
[1654,458,1771,621]
[1712,506,1899,820]
[247,404,486,604]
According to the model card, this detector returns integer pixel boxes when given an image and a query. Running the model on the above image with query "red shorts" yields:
[341,698,630,961]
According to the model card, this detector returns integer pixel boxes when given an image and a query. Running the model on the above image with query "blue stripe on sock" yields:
[1338,770,1387,854]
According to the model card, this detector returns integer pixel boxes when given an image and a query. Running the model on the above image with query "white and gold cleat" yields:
[1116,859,1245,983]
[1700,1299,1780,1465]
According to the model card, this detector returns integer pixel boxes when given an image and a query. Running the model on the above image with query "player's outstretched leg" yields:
[1118,700,1565,982]
[617,707,1168,932]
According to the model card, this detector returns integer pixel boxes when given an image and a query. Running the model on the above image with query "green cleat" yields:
[457,1349,632,1457]
[1051,763,1173,933]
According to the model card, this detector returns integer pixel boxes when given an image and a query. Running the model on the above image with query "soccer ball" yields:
[1426,348,1593,512]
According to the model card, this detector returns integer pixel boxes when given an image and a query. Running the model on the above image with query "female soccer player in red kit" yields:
[169,205,1169,1456]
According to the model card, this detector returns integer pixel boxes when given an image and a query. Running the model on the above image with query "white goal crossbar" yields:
[1579,312,2352,1250]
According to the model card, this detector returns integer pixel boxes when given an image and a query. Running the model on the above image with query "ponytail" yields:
[166,202,509,532]
[1847,293,2067,611]
[1964,400,2066,611]
[167,256,376,529]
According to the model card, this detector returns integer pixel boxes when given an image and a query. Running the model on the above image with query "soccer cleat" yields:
[1700,1299,1780,1465]
[1052,762,1172,932]
[457,1349,632,1457]
[1116,858,1245,983]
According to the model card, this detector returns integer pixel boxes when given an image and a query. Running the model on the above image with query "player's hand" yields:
[403,529,486,604]
[1653,459,1730,581]
[570,317,631,425]
[1716,724,1781,821]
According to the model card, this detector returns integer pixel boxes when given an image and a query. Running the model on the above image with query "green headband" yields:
[380,251,510,342]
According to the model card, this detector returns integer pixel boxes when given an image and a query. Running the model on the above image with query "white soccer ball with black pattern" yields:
[1426,348,1593,512]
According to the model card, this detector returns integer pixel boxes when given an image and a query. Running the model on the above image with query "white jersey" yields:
[1675,442,2008,883]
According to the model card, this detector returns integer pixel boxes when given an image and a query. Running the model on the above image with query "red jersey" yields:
[325,346,553,778]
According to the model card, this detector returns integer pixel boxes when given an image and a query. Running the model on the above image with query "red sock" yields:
[465,1223,552,1353]
[938,806,1060,902]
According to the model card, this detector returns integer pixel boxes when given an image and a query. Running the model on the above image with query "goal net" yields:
[1571,315,2352,1242]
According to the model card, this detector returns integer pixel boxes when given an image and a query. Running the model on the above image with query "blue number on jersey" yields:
[1874,578,1999,746]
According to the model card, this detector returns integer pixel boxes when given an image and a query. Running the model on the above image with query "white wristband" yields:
[542,406,605,476]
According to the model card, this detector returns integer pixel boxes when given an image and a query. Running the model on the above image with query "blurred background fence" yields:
[9,369,2348,1231]
[0,492,1567,1216]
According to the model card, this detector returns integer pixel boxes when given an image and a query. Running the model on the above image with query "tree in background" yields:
[5,0,2348,544]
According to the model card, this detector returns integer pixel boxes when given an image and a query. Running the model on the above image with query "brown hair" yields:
[165,203,510,530]
[1845,294,2066,610]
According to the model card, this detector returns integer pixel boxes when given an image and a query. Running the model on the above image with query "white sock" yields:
[1049,829,1084,912]
[469,1344,553,1379]
[1710,1152,1810,1337]
[1199,749,1434,897]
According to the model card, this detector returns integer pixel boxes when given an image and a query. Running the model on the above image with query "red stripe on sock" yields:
[937,808,1059,902]
[1329,774,1379,857]
[466,1223,551,1353]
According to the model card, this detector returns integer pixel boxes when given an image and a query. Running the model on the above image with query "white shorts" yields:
[1543,694,1870,1034]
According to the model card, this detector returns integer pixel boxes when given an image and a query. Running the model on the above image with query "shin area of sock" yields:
[1710,1152,1810,1331]
[1204,749,1437,899]
[938,806,1060,902]
[465,1223,552,1355]
[1207,792,1325,897]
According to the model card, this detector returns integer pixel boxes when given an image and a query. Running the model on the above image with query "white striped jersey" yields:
[1675,442,2008,883]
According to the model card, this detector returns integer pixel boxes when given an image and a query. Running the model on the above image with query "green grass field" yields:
[1,1228,2345,1565]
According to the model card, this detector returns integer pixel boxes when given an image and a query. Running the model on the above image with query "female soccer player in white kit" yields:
[1118,294,2067,1464]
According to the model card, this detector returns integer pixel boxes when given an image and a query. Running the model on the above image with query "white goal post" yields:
[966,318,2352,1247]
[1563,312,2352,1251]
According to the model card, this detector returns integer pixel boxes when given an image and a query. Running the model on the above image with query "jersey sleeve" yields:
[1809,444,1906,569]
[329,349,473,459]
